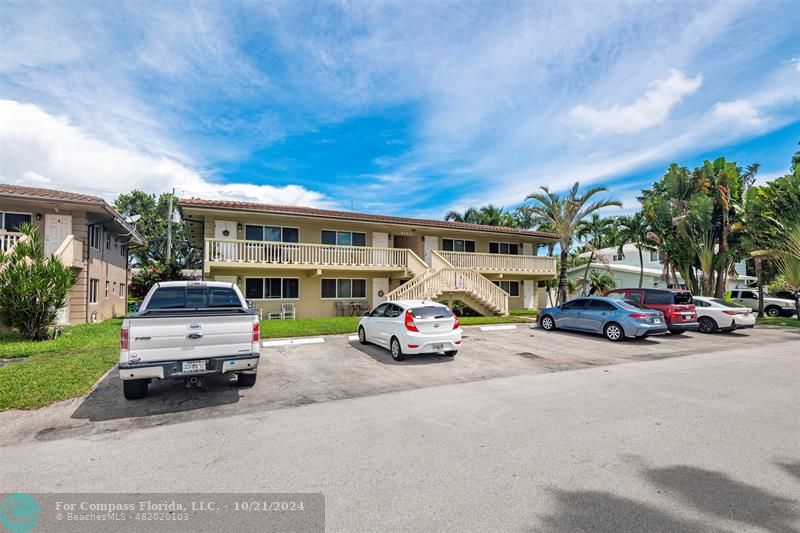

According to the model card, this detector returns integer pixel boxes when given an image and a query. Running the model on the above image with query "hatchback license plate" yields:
[182,360,206,373]
[432,343,444,351]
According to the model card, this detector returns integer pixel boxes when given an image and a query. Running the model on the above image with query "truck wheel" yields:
[123,379,148,400]
[765,306,781,317]
[237,373,257,387]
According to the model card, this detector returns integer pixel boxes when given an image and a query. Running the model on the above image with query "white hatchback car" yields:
[693,296,756,333]
[358,300,462,361]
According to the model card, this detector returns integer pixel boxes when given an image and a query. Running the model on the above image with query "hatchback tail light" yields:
[404,310,419,332]
[120,326,129,350]
[253,321,260,342]
[452,310,461,330]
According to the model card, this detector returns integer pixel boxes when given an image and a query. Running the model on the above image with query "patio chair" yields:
[352,301,368,316]
[267,308,282,320]
[282,303,296,320]
[335,301,346,317]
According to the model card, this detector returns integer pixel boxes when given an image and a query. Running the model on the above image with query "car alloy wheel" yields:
[604,323,623,342]
[390,338,404,361]
[540,316,554,330]
[358,326,368,345]
[765,307,780,317]
[698,317,717,334]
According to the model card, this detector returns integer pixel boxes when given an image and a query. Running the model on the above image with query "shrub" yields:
[0,224,77,340]
[129,261,192,300]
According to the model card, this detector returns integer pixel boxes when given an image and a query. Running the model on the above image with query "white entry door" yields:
[424,236,438,265]
[44,214,72,257]
[372,278,389,306]
[214,220,237,261]
[372,232,389,265]
[523,279,535,309]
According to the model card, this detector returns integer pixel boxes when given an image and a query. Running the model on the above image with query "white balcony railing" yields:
[205,238,415,270]
[0,231,25,254]
[438,251,557,273]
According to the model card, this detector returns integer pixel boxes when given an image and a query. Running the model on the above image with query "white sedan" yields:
[693,296,756,333]
[358,300,462,361]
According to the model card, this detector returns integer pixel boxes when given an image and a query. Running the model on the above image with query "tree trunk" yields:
[582,251,594,296]
[755,257,764,318]
[638,246,644,288]
[714,217,729,298]
[558,248,569,305]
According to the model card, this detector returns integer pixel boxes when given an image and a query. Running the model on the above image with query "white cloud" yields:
[712,99,766,126]
[569,69,703,134]
[0,99,332,207]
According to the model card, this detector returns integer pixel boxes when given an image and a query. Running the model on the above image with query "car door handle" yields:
[187,333,203,339]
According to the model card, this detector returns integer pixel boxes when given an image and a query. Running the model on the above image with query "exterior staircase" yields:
[385,251,509,315]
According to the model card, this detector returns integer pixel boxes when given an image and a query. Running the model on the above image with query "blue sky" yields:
[1,0,798,218]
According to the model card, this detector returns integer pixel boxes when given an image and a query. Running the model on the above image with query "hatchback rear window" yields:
[673,292,693,304]
[409,306,451,319]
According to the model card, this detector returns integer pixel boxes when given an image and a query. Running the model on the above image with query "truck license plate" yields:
[182,360,206,373]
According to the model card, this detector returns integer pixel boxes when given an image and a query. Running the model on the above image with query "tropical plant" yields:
[577,214,616,295]
[444,204,519,227]
[128,261,192,300]
[615,212,649,288]
[0,224,77,340]
[576,270,616,296]
[776,224,800,319]
[114,190,201,269]
[525,182,622,304]
[444,207,480,224]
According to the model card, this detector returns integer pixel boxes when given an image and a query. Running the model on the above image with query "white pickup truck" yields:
[119,281,261,400]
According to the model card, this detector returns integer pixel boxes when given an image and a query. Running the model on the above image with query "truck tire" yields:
[123,379,148,400]
[765,305,781,317]
[237,373,257,387]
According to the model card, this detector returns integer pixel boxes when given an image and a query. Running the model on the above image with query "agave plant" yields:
[0,224,77,340]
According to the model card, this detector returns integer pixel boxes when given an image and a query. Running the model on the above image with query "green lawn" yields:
[757,316,800,328]
[261,314,532,338]
[0,320,120,410]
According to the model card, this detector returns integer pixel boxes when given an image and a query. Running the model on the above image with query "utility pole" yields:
[166,188,174,263]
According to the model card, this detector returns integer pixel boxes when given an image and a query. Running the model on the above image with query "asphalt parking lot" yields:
[1,323,797,446]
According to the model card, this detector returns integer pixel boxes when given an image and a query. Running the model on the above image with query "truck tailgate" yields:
[128,314,255,363]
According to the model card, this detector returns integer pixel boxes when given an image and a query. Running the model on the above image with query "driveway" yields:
[0,324,797,446]
[0,325,797,532]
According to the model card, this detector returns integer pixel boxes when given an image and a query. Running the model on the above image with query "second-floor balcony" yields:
[205,238,427,274]
[438,250,557,274]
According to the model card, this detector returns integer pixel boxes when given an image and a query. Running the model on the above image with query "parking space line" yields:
[263,337,325,347]
[479,325,518,331]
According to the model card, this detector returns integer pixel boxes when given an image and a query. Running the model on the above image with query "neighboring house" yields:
[178,198,559,317]
[567,243,756,293]
[0,184,145,324]
[130,268,203,280]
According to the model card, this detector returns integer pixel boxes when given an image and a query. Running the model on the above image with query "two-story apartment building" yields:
[567,243,755,292]
[178,198,559,317]
[0,184,145,324]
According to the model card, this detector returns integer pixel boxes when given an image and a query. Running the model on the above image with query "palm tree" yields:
[476,204,508,226]
[616,212,649,288]
[444,207,480,224]
[525,182,622,305]
[576,271,616,296]
[577,214,615,295]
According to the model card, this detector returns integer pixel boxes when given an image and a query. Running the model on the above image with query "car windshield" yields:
[673,292,693,304]
[409,306,451,319]
[617,300,650,311]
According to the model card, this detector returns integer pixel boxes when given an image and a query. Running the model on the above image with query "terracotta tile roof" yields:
[0,183,106,204]
[179,197,558,240]
[0,183,145,245]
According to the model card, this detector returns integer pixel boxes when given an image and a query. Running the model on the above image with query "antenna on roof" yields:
[351,199,354,211]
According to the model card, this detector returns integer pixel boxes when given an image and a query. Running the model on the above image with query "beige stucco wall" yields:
[0,198,130,325]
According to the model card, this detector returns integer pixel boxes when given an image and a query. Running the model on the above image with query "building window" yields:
[321,230,366,247]
[105,281,109,299]
[244,277,299,299]
[113,282,117,297]
[0,212,32,231]
[489,242,519,255]
[493,280,520,297]
[649,249,664,262]
[106,232,111,250]
[321,278,367,299]
[120,284,126,299]
[88,225,101,249]
[442,239,476,253]
[245,225,299,243]
[89,278,99,304]
[612,253,624,262]
[120,244,128,257]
